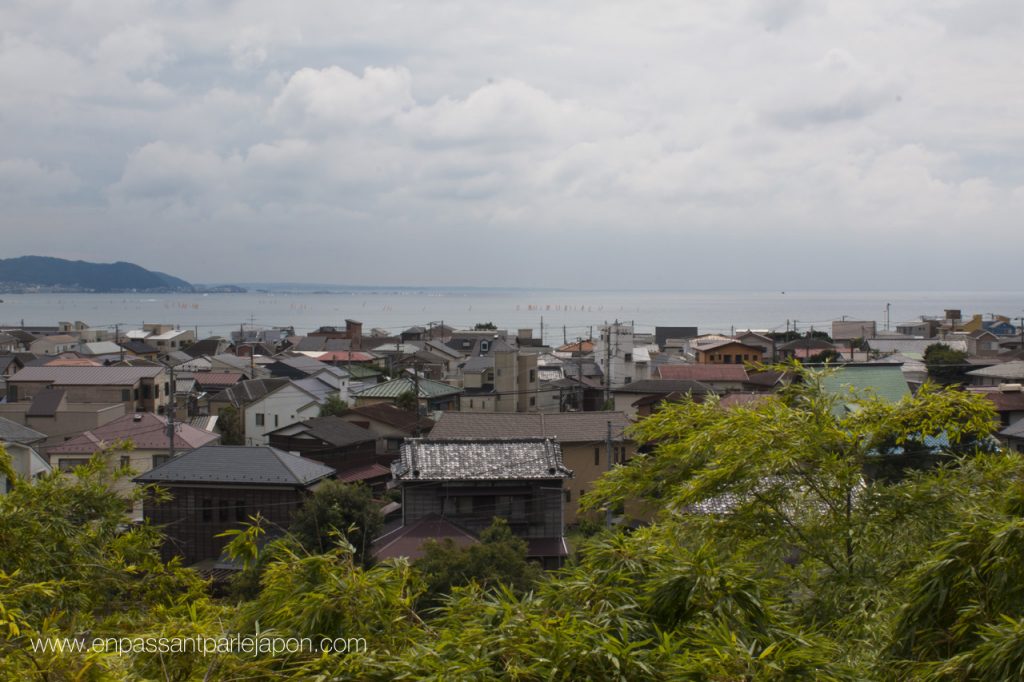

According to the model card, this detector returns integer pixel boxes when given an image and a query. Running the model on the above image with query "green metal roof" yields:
[819,365,911,417]
[355,376,461,399]
[346,364,384,379]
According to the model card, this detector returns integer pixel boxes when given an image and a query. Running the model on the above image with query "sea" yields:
[1,289,1022,346]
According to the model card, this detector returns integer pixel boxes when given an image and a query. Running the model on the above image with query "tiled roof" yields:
[0,416,47,444]
[48,412,220,454]
[394,438,571,481]
[373,515,478,560]
[135,445,335,486]
[120,340,159,354]
[10,365,164,385]
[355,376,461,399]
[338,462,392,482]
[315,351,376,363]
[967,361,1024,381]
[612,379,713,395]
[657,365,749,382]
[430,411,632,442]
[192,372,244,388]
[819,365,910,416]
[292,376,337,404]
[210,378,290,406]
[270,416,375,447]
[1001,420,1024,439]
[344,403,434,433]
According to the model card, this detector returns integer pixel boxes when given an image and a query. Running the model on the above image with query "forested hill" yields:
[0,256,192,292]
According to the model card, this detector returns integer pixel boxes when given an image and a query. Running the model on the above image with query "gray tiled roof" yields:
[0,416,47,444]
[270,416,376,447]
[429,411,632,443]
[394,438,571,481]
[1001,420,1024,439]
[612,379,713,395]
[210,378,290,406]
[355,376,461,399]
[135,445,335,486]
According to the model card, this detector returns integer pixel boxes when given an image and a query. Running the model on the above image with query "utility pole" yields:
[540,316,544,346]
[604,322,612,408]
[563,325,567,345]
[605,420,614,528]
[116,323,124,363]
[577,339,584,412]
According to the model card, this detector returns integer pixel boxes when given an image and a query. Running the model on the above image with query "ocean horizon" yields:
[2,289,1022,346]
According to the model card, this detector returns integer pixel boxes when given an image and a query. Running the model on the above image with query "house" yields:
[428,412,634,524]
[337,403,434,454]
[145,328,195,354]
[354,376,461,412]
[868,338,967,358]
[192,372,245,396]
[0,390,126,447]
[967,384,1024,428]
[5,365,170,414]
[734,331,775,361]
[967,330,1003,358]
[379,438,571,568]
[777,337,836,361]
[999,420,1024,453]
[819,364,910,418]
[29,334,78,356]
[895,319,940,338]
[0,333,20,353]
[454,339,542,413]
[267,416,388,491]
[611,379,712,419]
[46,412,220,519]
[209,376,344,446]
[135,445,335,564]
[966,361,1024,388]
[692,339,765,365]
[0,354,26,393]
[0,417,50,494]
[308,320,365,350]
[184,337,232,359]
[118,340,160,359]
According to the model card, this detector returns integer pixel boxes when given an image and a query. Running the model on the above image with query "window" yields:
[201,499,213,522]
[121,389,131,401]
[624,377,632,384]
[469,399,474,408]
[142,384,151,399]
[255,413,265,426]
[529,396,536,406]
[564,489,571,503]
[624,353,632,362]
[480,340,490,353]
[152,455,169,468]
[218,500,229,522]
[594,447,600,466]
[58,458,85,473]
[164,382,169,394]
[274,414,279,427]
[528,369,536,382]
[235,500,247,522]
[6,386,16,402]
[133,388,139,401]
[119,455,130,468]
[154,385,159,398]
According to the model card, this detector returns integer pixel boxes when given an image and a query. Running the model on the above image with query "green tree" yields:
[395,389,419,413]
[218,404,245,445]
[318,393,349,417]
[288,481,383,566]
[473,321,497,330]
[923,342,970,386]
[413,518,542,610]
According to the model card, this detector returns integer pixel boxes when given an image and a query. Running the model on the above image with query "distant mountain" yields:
[0,256,193,292]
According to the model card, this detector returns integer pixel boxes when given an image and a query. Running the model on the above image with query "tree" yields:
[395,389,419,413]
[473,321,497,330]
[288,481,383,566]
[923,342,970,386]
[218,404,245,445]
[318,393,349,417]
[413,518,542,610]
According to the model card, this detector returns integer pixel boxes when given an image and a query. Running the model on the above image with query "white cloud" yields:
[270,66,414,130]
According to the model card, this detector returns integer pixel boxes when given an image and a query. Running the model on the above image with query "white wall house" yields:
[243,380,339,446]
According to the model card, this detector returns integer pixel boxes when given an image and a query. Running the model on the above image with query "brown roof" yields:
[193,371,245,387]
[657,365,749,382]
[969,388,1024,412]
[337,462,392,483]
[345,403,435,434]
[429,411,631,443]
[26,389,66,417]
[48,412,220,454]
[373,515,479,560]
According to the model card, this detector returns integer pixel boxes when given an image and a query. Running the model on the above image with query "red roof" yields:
[658,365,749,382]
[337,463,392,482]
[193,371,245,387]
[47,412,220,454]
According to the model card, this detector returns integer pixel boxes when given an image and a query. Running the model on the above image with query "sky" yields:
[1,1,1022,290]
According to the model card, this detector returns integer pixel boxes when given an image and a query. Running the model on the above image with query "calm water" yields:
[1,289,1022,346]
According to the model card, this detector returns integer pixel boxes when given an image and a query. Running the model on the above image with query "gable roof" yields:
[355,376,461,399]
[119,340,159,354]
[26,389,66,417]
[394,438,571,481]
[373,515,479,561]
[48,412,220,454]
[429,411,632,442]
[192,372,245,388]
[268,416,376,447]
[134,445,335,486]
[819,365,910,416]
[210,378,290,406]
[657,365,749,382]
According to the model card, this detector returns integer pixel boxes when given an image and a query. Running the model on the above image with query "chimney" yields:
[345,319,363,350]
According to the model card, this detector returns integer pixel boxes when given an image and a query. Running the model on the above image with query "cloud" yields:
[270,66,414,130]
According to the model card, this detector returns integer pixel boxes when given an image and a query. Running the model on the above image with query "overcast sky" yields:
[1,1,1022,289]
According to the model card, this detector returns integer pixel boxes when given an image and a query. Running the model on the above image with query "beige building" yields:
[0,394,126,448]
[5,365,170,414]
